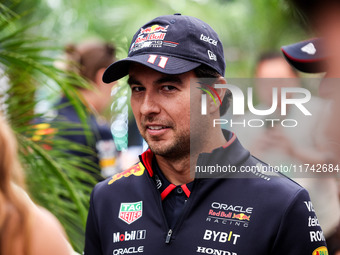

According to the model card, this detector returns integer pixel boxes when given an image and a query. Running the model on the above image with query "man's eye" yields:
[131,86,145,92]
[162,85,176,91]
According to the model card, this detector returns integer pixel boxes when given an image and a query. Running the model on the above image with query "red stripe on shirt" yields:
[161,184,176,200]
[181,184,191,198]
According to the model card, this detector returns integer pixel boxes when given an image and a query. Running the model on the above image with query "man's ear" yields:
[215,77,227,102]
[95,68,107,86]
[207,77,227,114]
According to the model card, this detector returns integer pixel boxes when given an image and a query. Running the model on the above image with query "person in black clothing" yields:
[54,40,118,180]
[282,2,340,254]
[84,14,328,254]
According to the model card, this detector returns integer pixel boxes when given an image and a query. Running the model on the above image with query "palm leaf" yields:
[0,2,100,252]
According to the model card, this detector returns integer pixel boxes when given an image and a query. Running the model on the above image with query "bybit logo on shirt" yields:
[203,229,240,245]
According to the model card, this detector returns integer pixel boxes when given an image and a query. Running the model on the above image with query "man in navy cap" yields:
[84,14,327,255]
[282,2,340,254]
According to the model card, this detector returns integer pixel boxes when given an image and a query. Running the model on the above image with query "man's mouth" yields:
[147,125,170,130]
[144,124,172,137]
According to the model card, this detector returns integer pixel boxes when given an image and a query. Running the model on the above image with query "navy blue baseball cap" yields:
[281,38,326,73]
[103,13,225,83]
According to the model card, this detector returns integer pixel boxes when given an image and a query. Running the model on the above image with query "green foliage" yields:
[0,2,97,252]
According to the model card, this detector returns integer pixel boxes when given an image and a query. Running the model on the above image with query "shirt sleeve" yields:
[84,188,103,255]
[271,188,328,255]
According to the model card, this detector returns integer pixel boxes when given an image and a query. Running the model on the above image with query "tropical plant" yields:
[0,2,97,252]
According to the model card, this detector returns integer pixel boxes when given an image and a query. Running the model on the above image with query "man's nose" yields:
[140,92,161,116]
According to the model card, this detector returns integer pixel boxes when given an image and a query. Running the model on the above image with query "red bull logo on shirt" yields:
[119,201,143,224]
[312,246,328,255]
[232,213,250,221]
[108,162,145,185]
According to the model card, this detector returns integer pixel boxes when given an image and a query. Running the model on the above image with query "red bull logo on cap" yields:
[232,213,250,221]
[135,32,166,44]
[139,24,169,35]
[130,24,170,53]
[108,162,145,185]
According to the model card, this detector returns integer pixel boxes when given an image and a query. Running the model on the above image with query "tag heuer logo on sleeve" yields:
[119,201,143,224]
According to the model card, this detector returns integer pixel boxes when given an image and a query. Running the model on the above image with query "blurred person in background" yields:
[233,52,340,254]
[54,40,119,180]
[284,0,340,163]
[237,52,329,166]
[282,1,340,253]
[0,113,73,255]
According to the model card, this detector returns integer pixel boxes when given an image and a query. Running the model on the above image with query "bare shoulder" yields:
[30,207,73,255]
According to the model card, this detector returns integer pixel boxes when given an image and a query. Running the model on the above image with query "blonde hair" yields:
[0,113,32,255]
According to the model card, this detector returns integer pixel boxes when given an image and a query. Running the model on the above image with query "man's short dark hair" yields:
[193,64,231,116]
